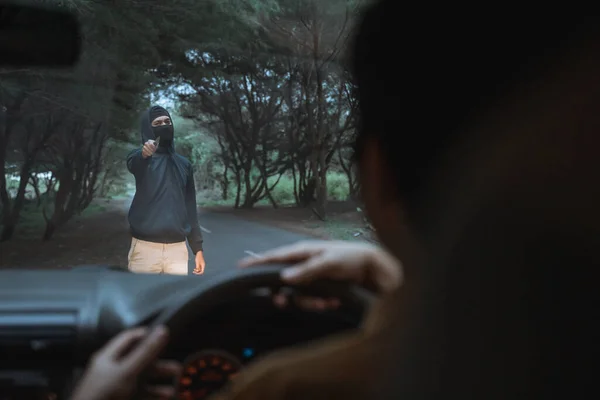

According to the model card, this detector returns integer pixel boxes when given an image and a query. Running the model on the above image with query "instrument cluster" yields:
[175,347,256,400]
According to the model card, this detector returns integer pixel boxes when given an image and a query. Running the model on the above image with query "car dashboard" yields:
[167,295,359,398]
[171,292,359,356]
[0,269,363,400]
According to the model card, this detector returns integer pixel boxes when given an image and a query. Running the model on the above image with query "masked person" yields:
[126,105,206,275]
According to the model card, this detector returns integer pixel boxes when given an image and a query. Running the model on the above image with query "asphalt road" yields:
[186,210,313,278]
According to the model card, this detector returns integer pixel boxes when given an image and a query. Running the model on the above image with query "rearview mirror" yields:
[0,2,80,67]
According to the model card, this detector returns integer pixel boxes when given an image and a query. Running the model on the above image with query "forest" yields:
[0,0,367,242]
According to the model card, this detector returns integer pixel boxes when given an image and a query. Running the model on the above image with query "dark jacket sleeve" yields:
[126,148,148,175]
[186,165,204,254]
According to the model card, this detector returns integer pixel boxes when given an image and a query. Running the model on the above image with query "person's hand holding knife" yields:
[142,137,159,158]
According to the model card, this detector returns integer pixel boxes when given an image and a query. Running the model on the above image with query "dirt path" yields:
[0,198,132,269]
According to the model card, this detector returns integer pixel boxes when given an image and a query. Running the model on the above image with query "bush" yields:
[327,172,350,201]
[269,175,296,205]
[197,171,351,207]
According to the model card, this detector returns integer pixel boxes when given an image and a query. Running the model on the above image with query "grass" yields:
[3,200,108,239]
[321,220,369,241]
[16,203,48,238]
[198,171,351,207]
[81,203,108,217]
[106,193,131,201]
[298,217,373,241]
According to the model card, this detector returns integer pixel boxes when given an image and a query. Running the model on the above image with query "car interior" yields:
[0,4,373,399]
[0,265,372,399]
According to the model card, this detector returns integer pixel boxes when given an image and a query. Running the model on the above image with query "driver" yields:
[69,242,401,400]
[69,0,600,399]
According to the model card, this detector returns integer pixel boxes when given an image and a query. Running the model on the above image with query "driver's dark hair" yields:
[350,1,599,229]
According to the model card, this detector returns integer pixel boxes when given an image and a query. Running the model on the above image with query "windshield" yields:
[0,0,371,275]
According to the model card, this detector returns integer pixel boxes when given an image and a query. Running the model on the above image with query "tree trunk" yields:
[42,219,57,241]
[221,164,229,201]
[1,159,34,241]
[234,170,242,208]
[0,222,15,242]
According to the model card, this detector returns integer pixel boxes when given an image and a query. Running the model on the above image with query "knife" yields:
[149,136,160,156]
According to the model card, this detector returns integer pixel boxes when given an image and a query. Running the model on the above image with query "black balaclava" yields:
[148,105,174,148]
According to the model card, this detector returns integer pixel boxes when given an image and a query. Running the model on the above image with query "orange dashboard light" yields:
[180,377,192,386]
[186,366,197,374]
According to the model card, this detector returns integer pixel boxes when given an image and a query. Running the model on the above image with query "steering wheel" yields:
[152,265,374,340]
[145,266,372,399]
[146,266,372,399]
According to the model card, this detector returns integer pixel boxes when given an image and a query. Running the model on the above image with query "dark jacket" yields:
[126,108,203,254]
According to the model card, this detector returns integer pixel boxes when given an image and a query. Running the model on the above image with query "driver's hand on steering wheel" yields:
[69,325,182,400]
[238,240,402,311]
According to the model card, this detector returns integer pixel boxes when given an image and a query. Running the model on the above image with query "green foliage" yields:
[197,171,350,207]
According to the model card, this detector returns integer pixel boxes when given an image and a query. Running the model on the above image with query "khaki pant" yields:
[127,238,189,275]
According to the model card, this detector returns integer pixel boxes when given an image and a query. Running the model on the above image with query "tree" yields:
[264,0,361,217]
[180,50,288,208]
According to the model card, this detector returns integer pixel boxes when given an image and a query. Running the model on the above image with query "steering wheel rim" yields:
[152,265,374,339]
